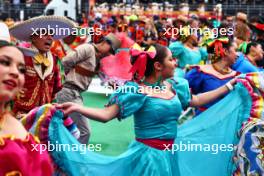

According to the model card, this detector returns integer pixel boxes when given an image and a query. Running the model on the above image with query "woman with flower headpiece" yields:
[185,37,239,116]
[169,27,208,78]
[53,43,236,176]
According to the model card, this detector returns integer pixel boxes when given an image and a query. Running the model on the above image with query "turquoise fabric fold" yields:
[45,83,252,176]
[176,83,251,176]
[23,72,264,176]
[49,110,179,176]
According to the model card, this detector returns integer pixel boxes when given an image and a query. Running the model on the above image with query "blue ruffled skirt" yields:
[49,111,180,176]
[25,81,260,176]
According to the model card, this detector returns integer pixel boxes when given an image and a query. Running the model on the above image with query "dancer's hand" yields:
[225,77,237,92]
[55,102,81,116]
[229,77,237,86]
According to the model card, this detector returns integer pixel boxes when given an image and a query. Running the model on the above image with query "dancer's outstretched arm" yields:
[56,102,119,123]
[190,79,236,107]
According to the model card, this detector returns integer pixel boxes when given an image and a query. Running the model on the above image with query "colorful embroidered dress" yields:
[185,66,239,115]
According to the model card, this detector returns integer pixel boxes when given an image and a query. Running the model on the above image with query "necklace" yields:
[212,64,232,75]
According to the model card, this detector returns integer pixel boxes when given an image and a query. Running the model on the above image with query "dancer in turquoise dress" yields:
[50,43,235,176]
[24,71,264,176]
[22,43,264,176]
[169,41,208,69]
[169,34,208,78]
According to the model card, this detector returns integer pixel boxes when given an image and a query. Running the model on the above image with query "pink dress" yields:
[0,134,53,175]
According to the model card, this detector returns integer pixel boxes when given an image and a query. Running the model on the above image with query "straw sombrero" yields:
[9,16,77,42]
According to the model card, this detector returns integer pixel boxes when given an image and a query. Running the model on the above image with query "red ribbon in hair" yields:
[214,40,225,57]
[130,43,156,81]
[206,37,229,57]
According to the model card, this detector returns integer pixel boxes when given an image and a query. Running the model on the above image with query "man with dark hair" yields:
[9,16,75,117]
[232,42,264,73]
[253,18,264,68]
[56,33,121,144]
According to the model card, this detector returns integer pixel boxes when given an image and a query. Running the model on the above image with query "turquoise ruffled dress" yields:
[25,73,264,176]
[49,78,191,176]
[169,41,208,69]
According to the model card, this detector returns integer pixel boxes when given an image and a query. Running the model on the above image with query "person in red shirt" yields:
[9,16,75,117]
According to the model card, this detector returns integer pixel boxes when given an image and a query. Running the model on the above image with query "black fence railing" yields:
[0,3,46,20]
[0,2,263,21]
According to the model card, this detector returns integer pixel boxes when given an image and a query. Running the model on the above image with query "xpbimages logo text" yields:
[163,141,234,155]
[31,141,102,154]
[163,25,234,39]
[31,25,102,38]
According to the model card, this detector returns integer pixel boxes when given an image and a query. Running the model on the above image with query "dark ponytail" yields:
[245,42,259,55]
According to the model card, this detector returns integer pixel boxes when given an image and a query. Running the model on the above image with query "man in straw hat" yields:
[9,16,76,117]
[56,33,121,144]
